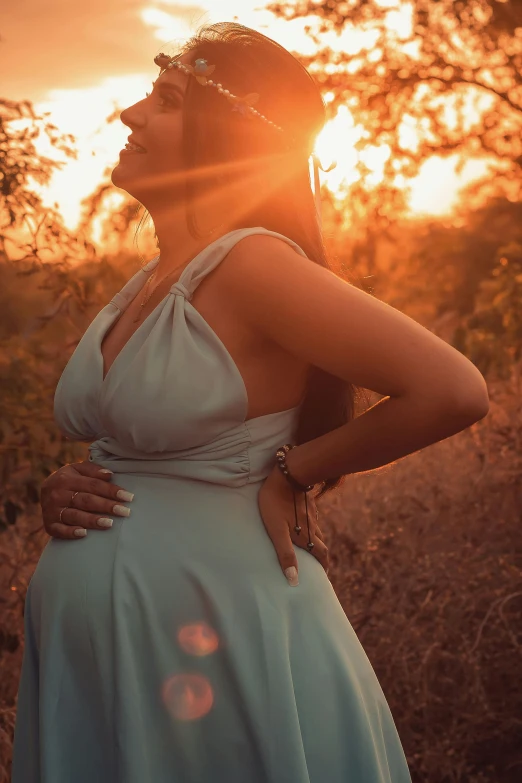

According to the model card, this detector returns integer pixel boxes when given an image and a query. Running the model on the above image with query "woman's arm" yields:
[221,234,489,487]
[285,390,486,488]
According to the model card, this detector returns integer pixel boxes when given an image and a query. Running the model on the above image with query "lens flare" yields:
[177,622,220,656]
[161,672,214,721]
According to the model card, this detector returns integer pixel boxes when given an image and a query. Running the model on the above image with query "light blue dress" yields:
[12,227,412,782]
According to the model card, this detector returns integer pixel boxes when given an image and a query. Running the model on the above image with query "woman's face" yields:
[111,54,191,208]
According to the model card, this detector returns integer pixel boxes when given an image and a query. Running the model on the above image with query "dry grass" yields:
[1,368,521,783]
[322,366,522,783]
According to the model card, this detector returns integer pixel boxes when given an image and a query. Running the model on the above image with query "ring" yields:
[59,491,79,525]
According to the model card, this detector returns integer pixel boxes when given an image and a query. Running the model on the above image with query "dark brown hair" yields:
[136,21,366,498]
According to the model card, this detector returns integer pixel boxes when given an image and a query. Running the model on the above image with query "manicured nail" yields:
[74,528,87,537]
[284,566,299,586]
[113,504,131,517]
[97,518,113,528]
[99,469,113,474]
[116,490,134,502]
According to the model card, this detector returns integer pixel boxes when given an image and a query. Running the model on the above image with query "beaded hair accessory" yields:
[153,52,334,228]
[154,54,286,132]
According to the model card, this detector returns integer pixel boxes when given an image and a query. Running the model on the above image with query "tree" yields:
[0,94,121,539]
[267,0,522,208]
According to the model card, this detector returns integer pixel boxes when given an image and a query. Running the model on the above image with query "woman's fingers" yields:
[266,523,300,586]
[258,482,300,585]
[45,470,129,506]
[288,494,329,572]
[310,536,329,573]
[47,519,95,540]
[47,491,133,539]
[257,469,330,585]
[70,460,114,479]
[40,462,134,539]
[290,526,329,573]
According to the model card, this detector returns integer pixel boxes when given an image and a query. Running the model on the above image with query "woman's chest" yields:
[100,271,308,419]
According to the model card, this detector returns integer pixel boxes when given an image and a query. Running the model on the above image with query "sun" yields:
[312,100,491,217]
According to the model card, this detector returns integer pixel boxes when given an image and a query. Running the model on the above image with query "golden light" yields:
[385,2,414,39]
[408,155,492,216]
[10,0,499,243]
[313,106,360,193]
[359,143,392,187]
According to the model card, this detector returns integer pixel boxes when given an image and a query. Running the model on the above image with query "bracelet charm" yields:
[275,444,314,492]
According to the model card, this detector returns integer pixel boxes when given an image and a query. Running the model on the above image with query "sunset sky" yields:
[2,0,492,238]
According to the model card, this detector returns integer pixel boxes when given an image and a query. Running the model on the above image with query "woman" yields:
[12,22,489,783]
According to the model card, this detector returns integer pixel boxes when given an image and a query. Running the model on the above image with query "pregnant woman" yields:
[12,21,489,783]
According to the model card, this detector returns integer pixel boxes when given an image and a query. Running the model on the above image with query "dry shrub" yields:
[0,511,49,783]
[322,364,522,783]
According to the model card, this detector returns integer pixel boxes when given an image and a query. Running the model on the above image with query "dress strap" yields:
[170,227,309,301]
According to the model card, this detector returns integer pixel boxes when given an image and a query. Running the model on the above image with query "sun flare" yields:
[8,0,495,242]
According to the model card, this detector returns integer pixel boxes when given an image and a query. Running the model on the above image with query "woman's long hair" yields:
[135,21,366,499]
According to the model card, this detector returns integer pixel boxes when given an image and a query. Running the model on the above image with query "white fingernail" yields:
[116,490,134,502]
[113,504,131,517]
[284,566,299,586]
[74,528,87,537]
[99,469,113,474]
[97,518,113,528]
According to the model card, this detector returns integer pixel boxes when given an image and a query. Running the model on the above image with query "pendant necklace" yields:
[132,261,186,324]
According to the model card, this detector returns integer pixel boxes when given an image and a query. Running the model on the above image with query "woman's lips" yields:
[119,147,147,156]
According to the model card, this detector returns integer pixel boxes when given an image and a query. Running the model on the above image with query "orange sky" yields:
[1,0,493,241]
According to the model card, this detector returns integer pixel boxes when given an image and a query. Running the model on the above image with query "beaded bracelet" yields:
[275,444,315,551]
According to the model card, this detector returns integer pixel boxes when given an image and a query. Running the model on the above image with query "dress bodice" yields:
[53,227,310,485]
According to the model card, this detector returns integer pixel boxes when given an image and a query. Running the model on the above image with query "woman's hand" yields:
[40,460,134,539]
[258,465,329,586]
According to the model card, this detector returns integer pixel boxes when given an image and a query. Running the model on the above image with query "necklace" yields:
[133,230,227,324]
[132,261,186,323]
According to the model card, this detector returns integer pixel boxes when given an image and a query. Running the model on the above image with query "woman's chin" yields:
[111,162,145,189]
